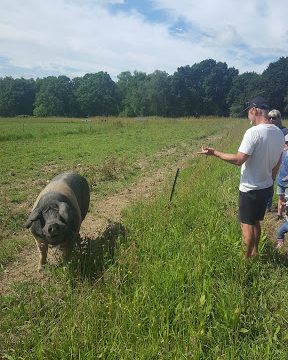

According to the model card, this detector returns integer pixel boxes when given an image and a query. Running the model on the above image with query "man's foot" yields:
[276,214,284,221]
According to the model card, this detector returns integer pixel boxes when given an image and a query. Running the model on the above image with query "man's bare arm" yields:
[197,147,249,166]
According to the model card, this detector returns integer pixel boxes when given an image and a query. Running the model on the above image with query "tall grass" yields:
[2,119,288,358]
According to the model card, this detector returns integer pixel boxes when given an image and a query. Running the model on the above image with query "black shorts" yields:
[238,186,273,225]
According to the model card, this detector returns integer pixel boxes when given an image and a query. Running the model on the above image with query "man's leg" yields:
[241,221,261,258]
[252,221,261,256]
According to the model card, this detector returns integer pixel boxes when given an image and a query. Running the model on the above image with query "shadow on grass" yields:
[69,221,127,283]
[260,241,288,268]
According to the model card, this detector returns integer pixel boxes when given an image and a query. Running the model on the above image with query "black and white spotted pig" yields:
[25,172,90,270]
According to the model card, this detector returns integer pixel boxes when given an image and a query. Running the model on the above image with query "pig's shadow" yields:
[70,221,127,282]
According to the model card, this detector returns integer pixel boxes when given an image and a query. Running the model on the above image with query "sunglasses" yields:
[270,116,278,120]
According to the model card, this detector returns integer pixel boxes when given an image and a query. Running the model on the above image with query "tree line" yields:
[1,57,288,118]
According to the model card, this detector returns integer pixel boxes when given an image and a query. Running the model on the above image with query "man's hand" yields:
[197,147,248,165]
[197,146,215,156]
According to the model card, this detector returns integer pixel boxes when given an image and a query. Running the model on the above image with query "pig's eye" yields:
[40,216,45,228]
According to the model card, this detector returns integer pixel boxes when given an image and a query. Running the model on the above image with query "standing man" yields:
[198,97,284,258]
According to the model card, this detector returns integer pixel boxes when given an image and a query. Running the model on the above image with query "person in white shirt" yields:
[198,96,285,258]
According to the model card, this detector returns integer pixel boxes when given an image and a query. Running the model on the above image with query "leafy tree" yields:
[144,70,172,117]
[119,70,173,117]
[1,56,288,119]
[201,60,238,116]
[116,71,134,116]
[170,60,238,117]
[33,76,75,117]
[260,57,288,115]
[227,72,262,117]
[117,71,149,117]
[74,72,119,116]
[0,77,35,116]
[170,66,202,117]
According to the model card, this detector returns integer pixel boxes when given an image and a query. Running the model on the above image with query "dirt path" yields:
[82,147,183,237]
[1,139,211,295]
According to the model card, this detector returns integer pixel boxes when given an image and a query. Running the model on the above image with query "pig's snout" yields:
[47,223,60,235]
[43,222,66,244]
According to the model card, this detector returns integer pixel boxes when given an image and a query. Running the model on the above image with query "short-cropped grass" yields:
[2,120,288,359]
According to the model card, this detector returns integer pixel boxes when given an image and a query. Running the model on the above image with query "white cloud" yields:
[153,0,288,55]
[0,0,287,79]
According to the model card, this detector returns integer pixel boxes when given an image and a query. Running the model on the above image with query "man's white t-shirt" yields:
[238,124,285,192]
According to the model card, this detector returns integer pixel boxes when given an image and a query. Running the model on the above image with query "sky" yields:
[0,0,287,80]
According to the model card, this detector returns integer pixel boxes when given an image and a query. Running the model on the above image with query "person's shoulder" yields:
[242,126,261,143]
[248,124,265,136]
[273,125,286,138]
[267,124,285,136]
[244,126,256,135]
[242,127,255,140]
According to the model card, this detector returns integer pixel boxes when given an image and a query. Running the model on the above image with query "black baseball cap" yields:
[242,96,269,112]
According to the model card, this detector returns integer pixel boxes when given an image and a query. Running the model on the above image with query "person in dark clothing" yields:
[275,134,288,221]
[267,109,288,212]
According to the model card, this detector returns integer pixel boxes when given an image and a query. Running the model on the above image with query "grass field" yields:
[1,116,288,359]
[0,116,234,266]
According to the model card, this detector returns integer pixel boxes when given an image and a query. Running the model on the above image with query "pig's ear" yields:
[25,208,41,228]
[58,202,70,223]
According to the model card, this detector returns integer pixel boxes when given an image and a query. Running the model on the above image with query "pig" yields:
[25,172,90,270]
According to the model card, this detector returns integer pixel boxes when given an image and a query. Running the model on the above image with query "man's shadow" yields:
[70,221,127,282]
[260,241,288,268]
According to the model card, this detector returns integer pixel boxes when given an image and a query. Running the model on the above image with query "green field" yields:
[1,116,288,359]
[0,116,234,266]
